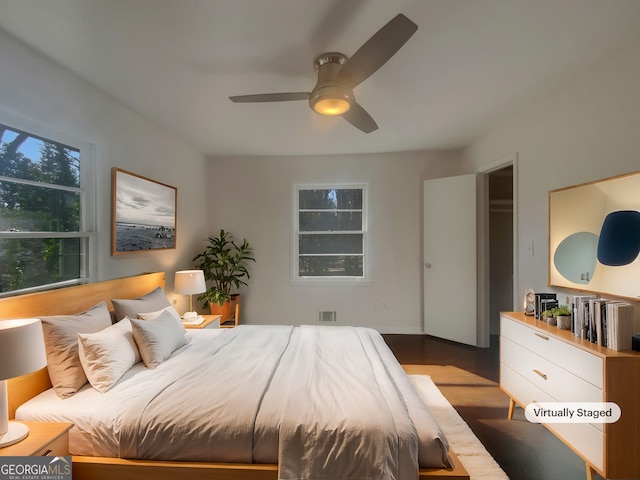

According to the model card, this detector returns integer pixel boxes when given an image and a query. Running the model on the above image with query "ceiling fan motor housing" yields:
[309,53,354,115]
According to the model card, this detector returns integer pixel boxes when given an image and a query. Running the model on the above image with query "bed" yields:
[1,272,469,480]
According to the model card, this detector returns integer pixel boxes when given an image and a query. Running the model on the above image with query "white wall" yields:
[206,151,462,333]
[0,29,209,312]
[462,34,640,307]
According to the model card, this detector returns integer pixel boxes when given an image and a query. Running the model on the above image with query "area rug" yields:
[410,375,510,480]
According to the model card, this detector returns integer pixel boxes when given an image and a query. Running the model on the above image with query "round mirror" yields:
[554,232,598,284]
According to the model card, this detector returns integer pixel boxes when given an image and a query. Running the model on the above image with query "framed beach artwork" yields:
[111,168,177,255]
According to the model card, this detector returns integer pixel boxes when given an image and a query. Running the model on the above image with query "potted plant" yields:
[193,229,255,320]
[541,309,556,326]
[554,305,572,329]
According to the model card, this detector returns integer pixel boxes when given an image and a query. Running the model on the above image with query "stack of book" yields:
[605,301,635,351]
[535,293,557,319]
[572,295,634,351]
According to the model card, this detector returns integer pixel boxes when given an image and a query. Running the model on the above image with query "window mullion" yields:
[0,231,89,239]
[0,175,83,194]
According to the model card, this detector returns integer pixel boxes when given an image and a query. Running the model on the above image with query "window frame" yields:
[291,183,370,285]
[0,111,97,297]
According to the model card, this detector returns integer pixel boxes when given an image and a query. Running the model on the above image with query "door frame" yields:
[477,153,519,348]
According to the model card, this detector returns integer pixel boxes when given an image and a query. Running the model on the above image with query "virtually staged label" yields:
[525,402,621,423]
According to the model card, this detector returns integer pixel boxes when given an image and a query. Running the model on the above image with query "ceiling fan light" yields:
[309,85,353,116]
[313,97,351,116]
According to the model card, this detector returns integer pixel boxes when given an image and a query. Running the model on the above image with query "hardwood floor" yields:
[384,334,603,480]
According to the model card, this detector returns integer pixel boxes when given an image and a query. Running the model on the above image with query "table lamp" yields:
[0,318,47,448]
[174,269,206,319]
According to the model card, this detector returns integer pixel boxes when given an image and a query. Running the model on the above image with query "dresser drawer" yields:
[549,421,604,470]
[32,431,70,456]
[500,363,604,469]
[502,337,603,404]
[501,316,603,388]
[501,362,554,407]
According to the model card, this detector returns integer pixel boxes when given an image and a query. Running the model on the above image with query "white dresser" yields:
[500,312,640,480]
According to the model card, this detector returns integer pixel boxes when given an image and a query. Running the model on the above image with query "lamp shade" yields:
[0,318,47,447]
[0,318,47,380]
[174,270,206,295]
[597,210,640,266]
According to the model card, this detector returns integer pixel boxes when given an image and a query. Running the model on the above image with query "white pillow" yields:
[138,305,185,331]
[41,302,113,398]
[77,318,141,393]
[130,311,187,369]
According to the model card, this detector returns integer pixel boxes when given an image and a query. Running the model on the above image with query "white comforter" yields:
[18,325,451,480]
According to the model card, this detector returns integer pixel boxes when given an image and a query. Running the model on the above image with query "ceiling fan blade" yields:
[342,102,378,133]
[229,92,310,103]
[336,13,418,89]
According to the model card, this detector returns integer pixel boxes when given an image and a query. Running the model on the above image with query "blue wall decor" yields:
[597,210,640,266]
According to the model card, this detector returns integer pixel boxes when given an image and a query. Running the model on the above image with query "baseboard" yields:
[373,326,425,335]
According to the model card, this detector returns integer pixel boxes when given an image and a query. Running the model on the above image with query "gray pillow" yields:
[130,310,186,369]
[111,286,171,321]
[40,302,113,398]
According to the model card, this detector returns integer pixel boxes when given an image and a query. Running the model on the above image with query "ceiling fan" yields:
[228,13,418,133]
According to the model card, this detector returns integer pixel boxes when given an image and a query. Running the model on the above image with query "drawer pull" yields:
[41,449,53,456]
[533,369,547,380]
[534,332,550,341]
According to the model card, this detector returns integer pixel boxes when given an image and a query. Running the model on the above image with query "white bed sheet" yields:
[17,329,222,456]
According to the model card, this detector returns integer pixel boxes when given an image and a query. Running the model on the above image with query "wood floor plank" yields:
[385,334,604,480]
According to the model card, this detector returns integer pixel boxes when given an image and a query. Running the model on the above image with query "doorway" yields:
[486,165,514,337]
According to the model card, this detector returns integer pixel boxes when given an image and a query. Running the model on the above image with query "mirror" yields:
[549,171,640,300]
[553,232,598,284]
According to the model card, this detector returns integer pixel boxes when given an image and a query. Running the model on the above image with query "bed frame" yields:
[0,272,469,480]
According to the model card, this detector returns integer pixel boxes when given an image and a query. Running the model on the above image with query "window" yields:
[293,184,368,283]
[0,120,95,295]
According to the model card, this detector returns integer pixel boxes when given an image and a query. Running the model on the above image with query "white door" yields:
[423,174,477,346]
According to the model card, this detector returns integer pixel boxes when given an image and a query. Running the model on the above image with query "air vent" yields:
[318,311,337,324]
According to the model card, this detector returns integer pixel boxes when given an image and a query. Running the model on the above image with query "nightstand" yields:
[0,422,73,456]
[183,314,221,329]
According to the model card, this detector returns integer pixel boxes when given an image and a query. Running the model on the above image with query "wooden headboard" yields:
[0,272,165,418]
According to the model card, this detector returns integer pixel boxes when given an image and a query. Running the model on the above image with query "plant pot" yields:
[546,315,557,326]
[210,294,239,323]
[556,315,571,330]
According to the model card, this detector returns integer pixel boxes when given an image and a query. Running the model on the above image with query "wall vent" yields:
[318,311,337,324]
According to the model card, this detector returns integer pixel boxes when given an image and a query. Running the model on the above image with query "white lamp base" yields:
[0,421,29,448]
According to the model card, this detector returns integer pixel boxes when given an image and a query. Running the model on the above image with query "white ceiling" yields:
[1,0,640,157]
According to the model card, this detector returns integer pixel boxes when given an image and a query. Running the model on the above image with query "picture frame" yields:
[548,170,640,299]
[111,168,177,255]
